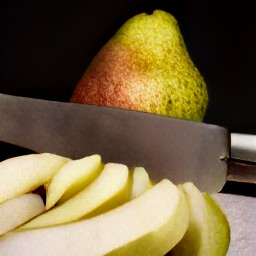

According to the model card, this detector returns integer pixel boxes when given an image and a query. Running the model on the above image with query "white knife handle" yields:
[227,133,256,184]
[231,133,256,162]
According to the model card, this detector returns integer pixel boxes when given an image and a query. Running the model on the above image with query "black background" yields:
[1,0,255,195]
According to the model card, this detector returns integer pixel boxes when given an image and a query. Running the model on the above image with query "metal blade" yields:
[0,93,229,193]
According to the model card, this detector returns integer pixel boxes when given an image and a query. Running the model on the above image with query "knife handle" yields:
[231,133,256,162]
[227,133,256,184]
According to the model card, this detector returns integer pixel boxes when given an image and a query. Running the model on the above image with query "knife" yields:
[0,93,255,193]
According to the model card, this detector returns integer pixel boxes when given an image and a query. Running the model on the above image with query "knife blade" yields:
[0,93,255,193]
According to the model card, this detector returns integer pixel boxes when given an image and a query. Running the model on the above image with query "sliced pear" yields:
[0,193,45,236]
[171,182,230,256]
[0,153,69,203]
[131,167,152,199]
[202,193,231,256]
[19,163,131,229]
[0,179,189,256]
[46,154,103,209]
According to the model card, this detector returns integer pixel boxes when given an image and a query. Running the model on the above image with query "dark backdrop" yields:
[1,0,255,195]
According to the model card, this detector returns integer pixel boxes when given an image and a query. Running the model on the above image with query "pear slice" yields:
[0,179,189,256]
[19,163,131,229]
[46,154,103,209]
[131,167,152,199]
[0,193,44,236]
[202,193,231,256]
[171,182,230,256]
[0,153,69,203]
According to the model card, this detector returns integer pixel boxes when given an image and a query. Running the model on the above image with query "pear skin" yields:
[71,10,208,121]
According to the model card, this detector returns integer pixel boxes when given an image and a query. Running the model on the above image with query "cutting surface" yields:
[213,193,256,256]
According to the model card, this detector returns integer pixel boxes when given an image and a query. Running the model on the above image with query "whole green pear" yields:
[71,10,208,121]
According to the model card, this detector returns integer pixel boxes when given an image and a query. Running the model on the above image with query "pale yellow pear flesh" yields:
[131,167,152,199]
[71,10,208,121]
[0,179,189,256]
[170,182,230,256]
[171,182,207,255]
[0,193,45,236]
[0,152,231,255]
[0,153,69,203]
[46,154,103,209]
[19,163,131,229]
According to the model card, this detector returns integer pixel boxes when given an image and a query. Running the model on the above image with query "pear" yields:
[170,182,230,256]
[131,167,153,199]
[71,10,208,121]
[19,163,131,229]
[0,179,189,256]
[0,153,69,203]
[0,193,45,235]
[45,154,103,209]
